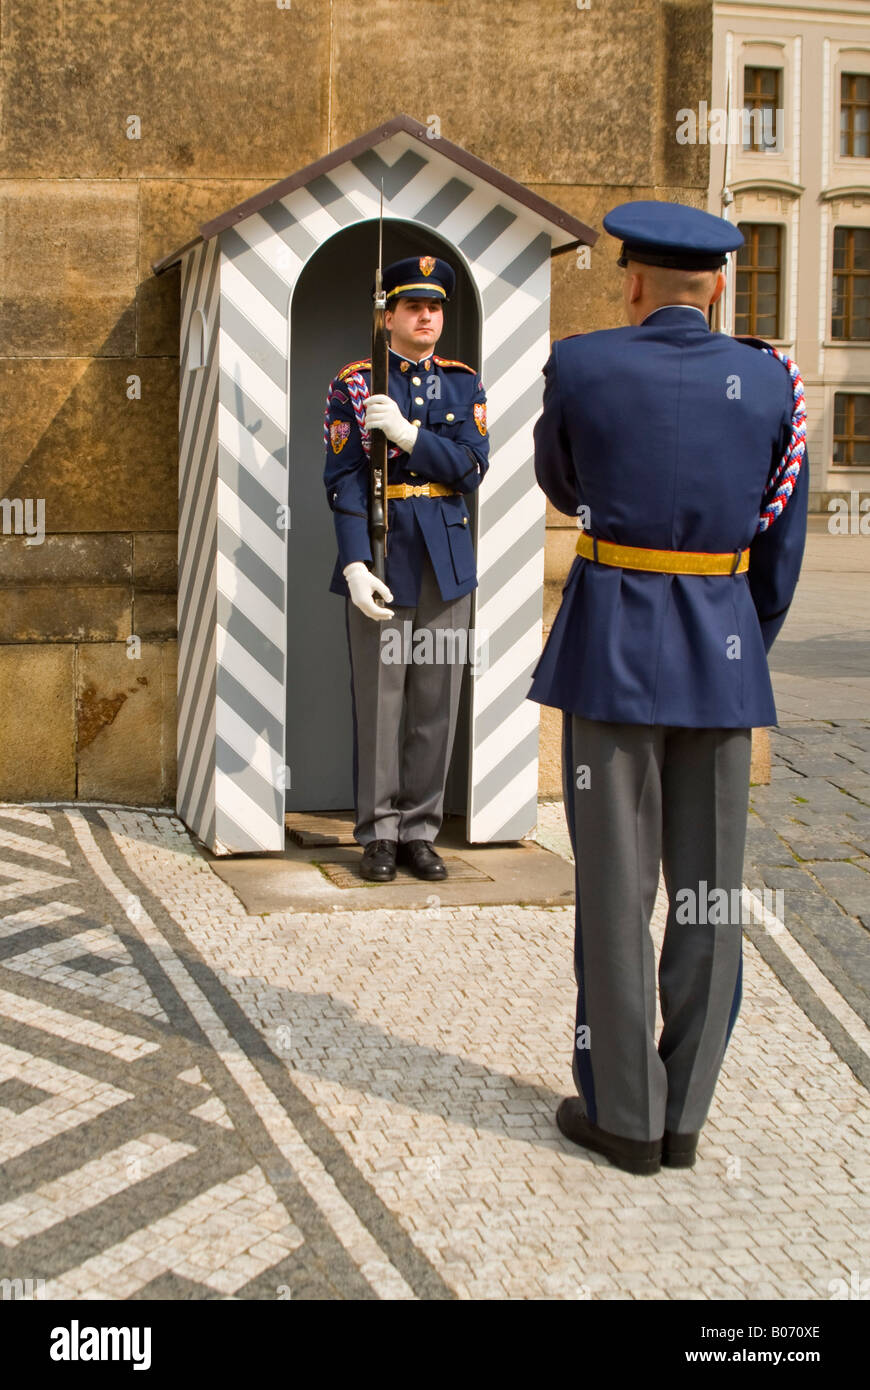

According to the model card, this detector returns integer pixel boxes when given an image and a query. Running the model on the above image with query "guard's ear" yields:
[626,271,644,305]
[709,270,726,306]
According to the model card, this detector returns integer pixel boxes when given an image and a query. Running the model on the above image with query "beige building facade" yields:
[709,0,870,504]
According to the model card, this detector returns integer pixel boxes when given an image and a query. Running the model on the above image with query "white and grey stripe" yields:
[177,238,221,851]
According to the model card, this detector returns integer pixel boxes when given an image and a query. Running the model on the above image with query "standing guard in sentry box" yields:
[529,201,808,1175]
[323,256,489,884]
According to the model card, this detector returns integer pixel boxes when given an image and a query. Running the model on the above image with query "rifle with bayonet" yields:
[369,187,389,598]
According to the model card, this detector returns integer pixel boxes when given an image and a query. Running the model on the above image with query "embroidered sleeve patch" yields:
[330,420,350,454]
[473,402,487,435]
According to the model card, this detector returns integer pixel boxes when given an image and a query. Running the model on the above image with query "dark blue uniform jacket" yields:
[323,349,489,606]
[528,306,808,728]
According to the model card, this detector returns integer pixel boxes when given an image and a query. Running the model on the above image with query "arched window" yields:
[188,308,207,369]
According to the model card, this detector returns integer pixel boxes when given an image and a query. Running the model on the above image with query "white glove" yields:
[343,561,394,620]
[365,394,419,455]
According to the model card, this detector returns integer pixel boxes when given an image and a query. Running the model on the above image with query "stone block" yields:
[0,359,178,532]
[743,819,792,865]
[133,593,177,640]
[781,831,861,864]
[162,641,178,801]
[546,500,576,529]
[536,702,563,801]
[838,727,870,754]
[76,642,175,805]
[0,645,76,799]
[0,4,329,180]
[778,753,862,779]
[822,770,870,799]
[0,182,138,356]
[133,533,178,591]
[332,2,708,189]
[660,1,713,190]
[543,527,578,588]
[141,180,275,355]
[836,745,870,776]
[810,862,870,921]
[751,727,771,785]
[0,533,132,581]
[0,533,135,642]
[0,587,131,642]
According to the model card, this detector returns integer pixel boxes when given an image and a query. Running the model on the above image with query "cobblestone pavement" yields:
[0,797,867,1300]
[746,723,870,992]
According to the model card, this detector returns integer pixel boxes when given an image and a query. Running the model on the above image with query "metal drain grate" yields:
[284,813,356,847]
[315,856,493,889]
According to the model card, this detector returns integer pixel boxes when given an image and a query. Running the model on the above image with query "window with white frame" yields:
[742,66,782,153]
[832,228,870,340]
[840,74,870,159]
[735,223,783,338]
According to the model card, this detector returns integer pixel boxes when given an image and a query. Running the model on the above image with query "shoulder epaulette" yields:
[733,334,773,352]
[337,358,371,382]
[433,356,475,373]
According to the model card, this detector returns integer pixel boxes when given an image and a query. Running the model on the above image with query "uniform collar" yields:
[389,347,435,370]
[641,305,709,326]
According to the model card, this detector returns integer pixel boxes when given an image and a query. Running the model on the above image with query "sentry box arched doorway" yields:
[152,114,596,855]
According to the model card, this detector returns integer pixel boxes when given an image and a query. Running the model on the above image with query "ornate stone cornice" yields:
[730,178,805,200]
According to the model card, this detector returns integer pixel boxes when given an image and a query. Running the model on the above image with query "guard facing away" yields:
[323,255,490,882]
[529,200,808,1174]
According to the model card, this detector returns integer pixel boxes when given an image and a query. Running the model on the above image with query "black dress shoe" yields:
[662,1130,700,1168]
[359,840,397,882]
[396,840,447,881]
[556,1098,662,1175]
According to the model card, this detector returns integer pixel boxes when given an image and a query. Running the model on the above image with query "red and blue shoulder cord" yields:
[756,346,807,534]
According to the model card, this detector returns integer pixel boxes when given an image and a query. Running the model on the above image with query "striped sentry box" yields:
[166,120,594,854]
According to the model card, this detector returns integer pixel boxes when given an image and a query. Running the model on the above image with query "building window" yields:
[833,393,870,465]
[742,66,781,152]
[832,228,870,340]
[735,224,782,338]
[840,74,870,159]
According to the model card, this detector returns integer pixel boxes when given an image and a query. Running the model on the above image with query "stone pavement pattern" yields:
[1,524,868,1300]
[0,799,867,1300]
[746,725,870,995]
[764,526,869,724]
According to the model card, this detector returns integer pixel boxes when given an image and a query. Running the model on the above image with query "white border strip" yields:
[743,886,870,1060]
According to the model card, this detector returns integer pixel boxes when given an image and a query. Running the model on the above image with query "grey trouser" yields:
[346,554,471,845]
[563,714,752,1141]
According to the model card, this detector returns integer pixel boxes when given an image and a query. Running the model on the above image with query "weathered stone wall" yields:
[0,0,712,806]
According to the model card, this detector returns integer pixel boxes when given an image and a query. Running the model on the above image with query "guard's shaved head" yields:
[622,260,725,326]
[638,264,720,303]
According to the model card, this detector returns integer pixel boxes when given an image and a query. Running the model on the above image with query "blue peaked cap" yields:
[603,200,744,270]
[381,256,455,303]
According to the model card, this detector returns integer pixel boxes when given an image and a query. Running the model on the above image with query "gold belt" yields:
[576,531,749,575]
[386,482,458,499]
